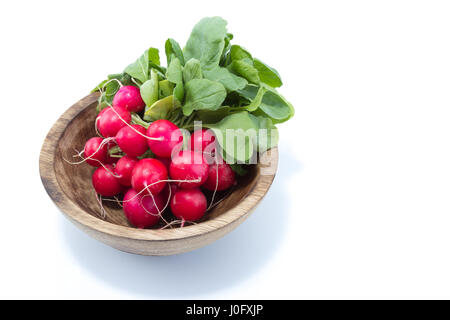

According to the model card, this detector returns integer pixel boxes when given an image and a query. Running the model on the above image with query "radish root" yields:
[108,106,163,141]
[63,137,114,165]
[140,192,172,227]
[94,116,105,138]
[95,193,107,219]
[99,178,201,205]
[159,219,197,230]
[63,137,120,177]
[207,153,219,211]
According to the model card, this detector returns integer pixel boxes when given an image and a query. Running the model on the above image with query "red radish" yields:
[146,119,183,158]
[169,150,209,189]
[203,163,236,191]
[190,129,216,153]
[104,140,119,164]
[105,156,119,165]
[123,188,164,228]
[92,164,121,196]
[84,137,108,167]
[96,107,108,120]
[170,188,207,221]
[115,124,148,157]
[113,85,145,113]
[115,156,138,187]
[131,158,168,195]
[96,106,131,137]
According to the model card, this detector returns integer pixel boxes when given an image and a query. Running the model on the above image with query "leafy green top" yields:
[93,17,294,165]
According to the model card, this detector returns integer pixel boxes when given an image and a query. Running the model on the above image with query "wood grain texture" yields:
[39,93,278,255]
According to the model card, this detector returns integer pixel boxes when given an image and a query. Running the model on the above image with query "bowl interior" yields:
[53,102,259,228]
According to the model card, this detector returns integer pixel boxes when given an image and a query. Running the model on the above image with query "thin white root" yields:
[63,137,114,165]
[162,183,172,212]
[95,116,105,138]
[98,162,121,178]
[140,191,161,218]
[95,193,107,219]
[123,178,202,204]
[72,148,84,158]
[207,154,219,211]
[100,178,202,206]
[100,178,203,230]
[99,79,123,96]
[63,137,121,178]
[131,77,140,87]
[109,106,163,141]
[208,187,235,210]
[113,196,123,208]
[159,219,197,230]
[141,190,172,227]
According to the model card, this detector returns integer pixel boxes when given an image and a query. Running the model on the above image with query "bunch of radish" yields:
[76,17,294,228]
[80,85,235,228]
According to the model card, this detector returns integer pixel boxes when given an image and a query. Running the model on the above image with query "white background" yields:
[1,0,450,299]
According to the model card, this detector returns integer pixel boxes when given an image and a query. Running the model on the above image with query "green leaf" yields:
[165,38,185,66]
[203,66,248,91]
[168,57,185,104]
[97,83,119,111]
[238,84,294,122]
[174,82,185,104]
[93,72,134,96]
[141,70,159,120]
[95,81,119,108]
[226,45,260,84]
[158,80,174,98]
[184,17,228,70]
[148,48,166,74]
[104,81,120,103]
[144,95,180,120]
[182,79,227,116]
[249,114,279,152]
[237,85,266,111]
[230,45,252,61]
[206,111,258,163]
[138,149,156,159]
[92,79,108,93]
[254,58,282,88]
[237,84,259,100]
[196,106,231,123]
[131,113,150,128]
[166,58,183,85]
[124,49,150,83]
[229,60,260,84]
[229,164,248,176]
[245,86,266,111]
[183,58,203,83]
[124,48,163,83]
[108,72,133,84]
[208,110,256,131]
[257,90,293,121]
[220,33,234,66]
[148,48,161,66]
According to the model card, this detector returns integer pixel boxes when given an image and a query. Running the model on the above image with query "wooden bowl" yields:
[39,93,278,255]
